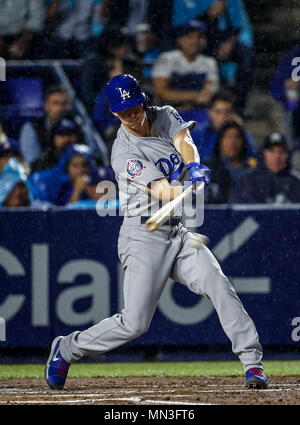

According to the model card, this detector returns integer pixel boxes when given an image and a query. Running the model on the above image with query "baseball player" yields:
[45,74,268,390]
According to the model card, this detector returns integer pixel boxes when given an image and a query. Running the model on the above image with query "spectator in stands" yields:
[99,0,174,50]
[172,0,254,111]
[0,136,26,176]
[0,0,45,59]
[30,144,114,205]
[204,121,256,203]
[152,20,219,109]
[55,145,98,205]
[80,25,141,113]
[30,114,83,172]
[43,0,101,59]
[229,133,300,204]
[19,85,72,165]
[270,45,300,151]
[134,23,160,81]
[0,158,31,207]
[192,91,256,160]
[0,138,32,208]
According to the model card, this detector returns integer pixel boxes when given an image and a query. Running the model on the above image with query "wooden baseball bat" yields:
[145,182,204,232]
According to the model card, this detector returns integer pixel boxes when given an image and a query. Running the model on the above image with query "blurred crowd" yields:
[0,0,300,209]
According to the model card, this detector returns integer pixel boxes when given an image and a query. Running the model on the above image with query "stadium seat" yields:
[0,77,43,117]
[0,77,44,138]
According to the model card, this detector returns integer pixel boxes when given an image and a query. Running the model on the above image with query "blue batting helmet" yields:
[105,74,146,113]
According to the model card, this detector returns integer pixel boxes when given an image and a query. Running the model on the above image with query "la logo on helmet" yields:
[118,88,131,100]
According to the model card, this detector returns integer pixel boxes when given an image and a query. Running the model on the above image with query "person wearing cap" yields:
[229,133,300,204]
[171,1,254,110]
[30,114,84,173]
[152,19,219,109]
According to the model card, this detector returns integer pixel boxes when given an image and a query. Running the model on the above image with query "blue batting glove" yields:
[184,162,211,185]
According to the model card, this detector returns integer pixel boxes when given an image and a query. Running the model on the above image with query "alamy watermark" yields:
[95,179,205,227]
[0,317,6,341]
[291,317,300,342]
[0,57,6,81]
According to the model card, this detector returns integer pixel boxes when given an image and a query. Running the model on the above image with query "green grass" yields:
[0,360,299,379]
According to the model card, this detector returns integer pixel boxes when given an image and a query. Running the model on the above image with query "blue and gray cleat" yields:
[245,368,269,389]
[44,336,70,390]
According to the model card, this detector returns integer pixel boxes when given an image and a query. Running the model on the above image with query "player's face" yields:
[263,145,287,174]
[114,104,146,133]
[210,101,234,129]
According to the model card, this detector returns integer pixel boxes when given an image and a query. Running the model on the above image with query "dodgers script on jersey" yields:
[111,105,196,217]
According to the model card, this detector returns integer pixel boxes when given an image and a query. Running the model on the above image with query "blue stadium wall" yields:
[0,206,300,350]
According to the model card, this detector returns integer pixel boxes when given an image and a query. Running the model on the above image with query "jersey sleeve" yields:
[157,105,197,140]
[112,154,165,188]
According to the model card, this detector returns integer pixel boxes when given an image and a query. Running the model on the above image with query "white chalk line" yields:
[1,383,299,394]
[4,388,300,399]
[0,384,299,405]
[205,383,300,387]
[143,400,215,406]
[0,386,299,400]
[172,389,300,394]
[0,397,143,405]
[1,385,299,395]
[0,399,96,405]
[0,398,215,406]
[0,389,177,397]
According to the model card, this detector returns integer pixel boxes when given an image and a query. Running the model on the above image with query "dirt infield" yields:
[0,376,299,405]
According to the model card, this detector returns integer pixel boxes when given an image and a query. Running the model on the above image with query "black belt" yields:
[140,216,181,226]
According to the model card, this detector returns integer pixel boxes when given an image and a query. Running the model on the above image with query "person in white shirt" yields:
[152,20,219,109]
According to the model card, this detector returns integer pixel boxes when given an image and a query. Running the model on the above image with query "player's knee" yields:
[128,323,149,338]
[121,313,150,338]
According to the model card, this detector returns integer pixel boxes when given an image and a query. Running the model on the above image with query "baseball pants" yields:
[60,222,263,371]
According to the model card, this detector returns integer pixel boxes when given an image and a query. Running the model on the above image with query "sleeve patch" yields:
[125,159,147,180]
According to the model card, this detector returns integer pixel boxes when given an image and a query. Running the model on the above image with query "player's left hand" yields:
[184,162,211,186]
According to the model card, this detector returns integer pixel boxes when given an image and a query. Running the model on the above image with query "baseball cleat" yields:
[245,368,269,389]
[44,336,70,390]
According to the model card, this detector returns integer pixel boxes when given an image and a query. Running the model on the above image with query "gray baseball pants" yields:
[60,222,263,372]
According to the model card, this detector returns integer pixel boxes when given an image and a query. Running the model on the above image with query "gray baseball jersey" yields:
[111,105,196,217]
[59,105,264,373]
